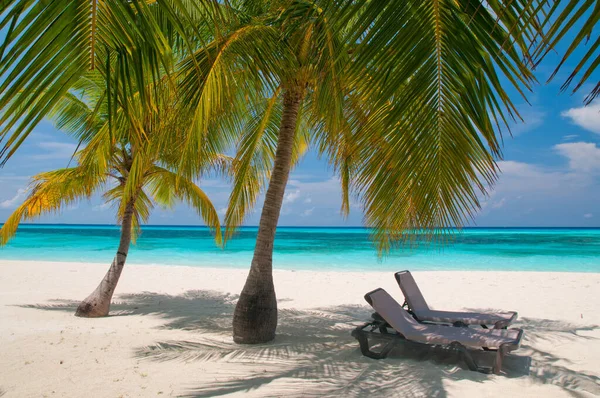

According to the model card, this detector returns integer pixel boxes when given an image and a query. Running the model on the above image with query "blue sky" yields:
[1,27,599,227]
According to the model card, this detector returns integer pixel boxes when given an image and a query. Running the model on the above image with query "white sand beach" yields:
[1,260,599,397]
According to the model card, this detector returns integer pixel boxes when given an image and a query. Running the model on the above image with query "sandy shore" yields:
[0,260,599,397]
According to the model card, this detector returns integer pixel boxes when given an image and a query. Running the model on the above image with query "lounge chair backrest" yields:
[395,270,429,312]
[364,288,419,336]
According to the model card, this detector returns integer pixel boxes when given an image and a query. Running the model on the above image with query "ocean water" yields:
[0,225,599,272]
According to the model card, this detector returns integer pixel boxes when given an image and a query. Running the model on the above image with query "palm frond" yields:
[175,23,287,179]
[0,166,105,245]
[147,166,222,244]
[534,0,599,104]
[0,0,226,164]
[331,0,539,250]
[224,89,282,239]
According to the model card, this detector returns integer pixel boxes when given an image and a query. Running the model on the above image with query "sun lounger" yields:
[394,270,517,329]
[352,288,523,374]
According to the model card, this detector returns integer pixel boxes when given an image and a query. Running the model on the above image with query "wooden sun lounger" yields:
[352,288,524,374]
[395,270,517,329]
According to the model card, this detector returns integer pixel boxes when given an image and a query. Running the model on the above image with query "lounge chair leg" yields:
[493,345,507,374]
[352,328,395,360]
[450,342,492,374]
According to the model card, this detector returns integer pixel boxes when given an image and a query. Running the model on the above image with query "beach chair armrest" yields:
[494,311,518,329]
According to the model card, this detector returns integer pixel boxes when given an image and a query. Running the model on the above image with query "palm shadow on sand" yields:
[18,291,600,397]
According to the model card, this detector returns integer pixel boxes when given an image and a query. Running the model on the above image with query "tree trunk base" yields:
[233,290,277,344]
[74,291,111,318]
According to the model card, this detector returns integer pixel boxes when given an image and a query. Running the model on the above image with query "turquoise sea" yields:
[0,225,599,272]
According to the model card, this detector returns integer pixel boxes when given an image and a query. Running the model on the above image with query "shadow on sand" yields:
[19,291,600,397]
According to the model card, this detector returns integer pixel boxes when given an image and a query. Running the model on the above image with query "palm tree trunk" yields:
[75,201,135,317]
[233,87,304,344]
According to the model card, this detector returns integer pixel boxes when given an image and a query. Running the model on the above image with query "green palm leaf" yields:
[534,0,599,103]
[0,0,226,164]
[0,166,106,245]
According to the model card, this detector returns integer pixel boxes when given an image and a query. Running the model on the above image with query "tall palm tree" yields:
[175,0,541,343]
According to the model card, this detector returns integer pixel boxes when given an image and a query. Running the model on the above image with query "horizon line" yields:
[8,223,600,229]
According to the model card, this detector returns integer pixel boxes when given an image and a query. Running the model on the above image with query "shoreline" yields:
[1,260,599,397]
[3,259,600,274]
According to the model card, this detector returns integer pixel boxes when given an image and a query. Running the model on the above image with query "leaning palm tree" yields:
[0,69,224,316]
[0,139,222,317]
[176,0,541,343]
[0,138,222,316]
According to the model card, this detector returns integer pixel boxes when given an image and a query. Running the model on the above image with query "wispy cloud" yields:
[0,188,27,209]
[0,175,30,182]
[562,134,578,141]
[301,207,315,217]
[562,101,600,134]
[510,107,545,136]
[584,213,593,219]
[491,197,506,209]
[92,202,112,212]
[283,189,301,204]
[497,160,590,192]
[554,142,600,172]
[29,141,78,161]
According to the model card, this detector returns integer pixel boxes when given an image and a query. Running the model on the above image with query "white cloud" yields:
[491,197,506,209]
[492,160,591,198]
[92,202,112,212]
[563,134,579,141]
[217,207,227,216]
[477,153,600,224]
[30,141,79,160]
[283,189,301,204]
[554,142,600,172]
[584,213,593,219]
[197,179,230,189]
[304,197,312,204]
[0,175,30,182]
[511,107,545,136]
[562,102,600,134]
[349,200,362,210]
[301,207,315,217]
[0,188,27,209]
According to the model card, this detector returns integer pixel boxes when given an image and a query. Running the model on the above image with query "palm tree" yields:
[0,143,222,317]
[175,0,541,343]
[0,71,224,317]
